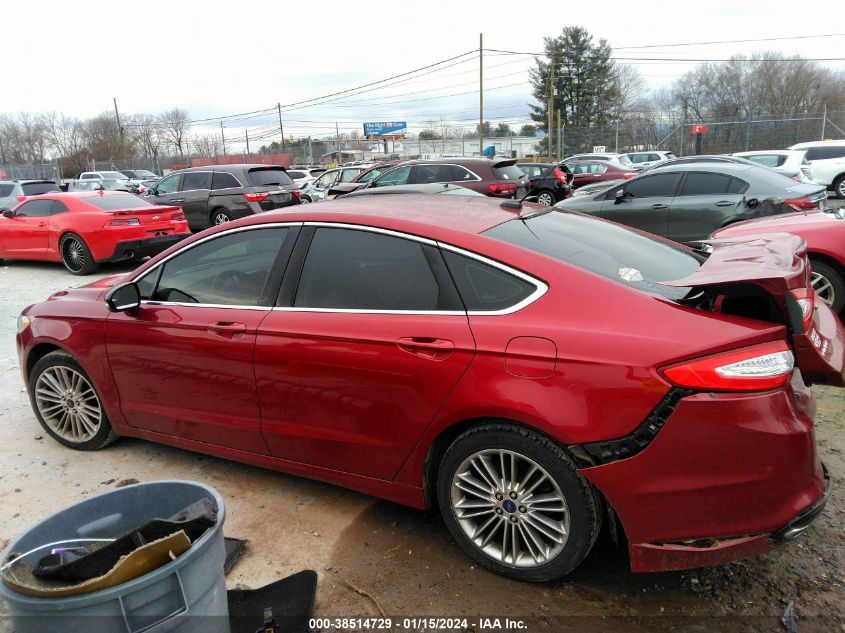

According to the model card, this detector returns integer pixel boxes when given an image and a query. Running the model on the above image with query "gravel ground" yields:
[1,215,844,631]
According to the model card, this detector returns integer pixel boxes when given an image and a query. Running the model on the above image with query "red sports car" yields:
[0,191,191,275]
[16,197,843,580]
[713,211,845,314]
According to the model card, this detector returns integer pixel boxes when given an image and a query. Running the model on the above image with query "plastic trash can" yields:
[0,480,229,633]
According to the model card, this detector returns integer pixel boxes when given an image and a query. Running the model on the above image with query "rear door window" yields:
[211,171,241,190]
[413,164,457,184]
[678,172,735,196]
[373,166,412,187]
[293,228,462,311]
[247,168,294,188]
[181,171,212,191]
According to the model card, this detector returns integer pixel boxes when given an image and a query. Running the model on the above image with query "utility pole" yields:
[821,103,828,140]
[277,103,286,151]
[336,122,341,165]
[113,98,123,139]
[479,33,484,157]
[0,133,6,167]
[547,55,555,161]
[308,136,313,165]
[245,129,250,155]
[557,110,562,161]
[220,122,226,156]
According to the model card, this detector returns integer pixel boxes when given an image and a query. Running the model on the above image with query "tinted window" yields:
[246,167,294,187]
[81,174,97,179]
[485,210,702,301]
[0,184,15,197]
[181,171,212,191]
[122,171,138,178]
[294,228,460,311]
[628,154,648,164]
[623,173,679,198]
[211,171,241,190]
[519,165,544,178]
[679,172,735,196]
[805,146,845,160]
[155,174,181,194]
[442,250,535,311]
[101,171,127,180]
[726,177,748,194]
[21,182,60,195]
[151,228,287,305]
[84,193,156,210]
[287,171,306,180]
[491,164,524,180]
[15,199,55,217]
[413,164,458,184]
[51,200,68,215]
[373,166,412,187]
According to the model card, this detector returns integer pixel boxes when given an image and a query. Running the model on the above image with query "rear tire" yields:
[810,259,845,313]
[29,351,116,451]
[536,190,555,206]
[833,175,845,200]
[210,208,233,226]
[300,195,312,204]
[60,233,97,275]
[437,422,600,582]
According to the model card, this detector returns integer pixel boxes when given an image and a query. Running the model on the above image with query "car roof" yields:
[344,183,473,196]
[240,193,522,239]
[790,140,845,149]
[650,162,754,173]
[23,191,137,200]
[175,164,287,173]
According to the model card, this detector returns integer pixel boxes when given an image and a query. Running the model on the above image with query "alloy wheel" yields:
[34,366,103,444]
[213,212,232,225]
[812,271,836,308]
[450,449,570,568]
[62,238,86,273]
[537,192,554,206]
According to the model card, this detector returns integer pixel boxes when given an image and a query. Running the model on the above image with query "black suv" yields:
[518,163,573,205]
[145,164,300,231]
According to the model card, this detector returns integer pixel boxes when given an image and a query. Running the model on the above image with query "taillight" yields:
[622,172,637,179]
[660,341,794,391]
[553,168,568,183]
[790,287,815,332]
[784,196,817,211]
[292,189,301,199]
[104,219,140,227]
[171,212,186,222]
[244,192,269,203]
[488,183,517,196]
[791,175,801,181]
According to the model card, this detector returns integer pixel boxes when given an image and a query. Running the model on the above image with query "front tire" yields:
[810,259,845,313]
[60,233,97,275]
[29,351,116,450]
[833,175,845,200]
[437,423,600,582]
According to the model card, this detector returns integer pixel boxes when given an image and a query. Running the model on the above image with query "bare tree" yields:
[158,108,189,156]
[129,113,162,159]
[191,133,222,158]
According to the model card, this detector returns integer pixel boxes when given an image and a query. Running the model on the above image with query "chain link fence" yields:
[0,161,62,182]
[544,111,845,158]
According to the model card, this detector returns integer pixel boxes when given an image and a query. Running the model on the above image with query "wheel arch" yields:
[808,250,845,278]
[25,341,66,378]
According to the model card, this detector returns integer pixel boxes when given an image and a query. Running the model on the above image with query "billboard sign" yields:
[364,121,407,138]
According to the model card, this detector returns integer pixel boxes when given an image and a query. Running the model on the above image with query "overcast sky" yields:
[4,0,844,149]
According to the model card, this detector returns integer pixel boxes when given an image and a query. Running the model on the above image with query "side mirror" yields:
[614,188,626,204]
[2,209,12,218]
[745,198,759,209]
[107,282,141,312]
[146,188,156,196]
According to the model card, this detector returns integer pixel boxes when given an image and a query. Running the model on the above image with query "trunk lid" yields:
[104,204,186,232]
[662,233,845,386]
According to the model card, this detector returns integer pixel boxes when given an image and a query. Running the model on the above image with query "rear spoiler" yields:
[492,158,518,168]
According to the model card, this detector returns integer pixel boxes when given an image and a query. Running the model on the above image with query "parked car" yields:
[556,162,828,242]
[133,180,159,195]
[0,180,61,210]
[299,166,365,203]
[563,152,637,170]
[69,177,132,193]
[625,150,676,169]
[340,182,484,198]
[286,168,324,189]
[17,196,841,581]
[732,150,814,183]
[517,163,572,206]
[712,211,845,312]
[341,158,529,199]
[788,141,845,198]
[144,164,300,230]
[78,171,133,187]
[120,169,160,185]
[0,191,190,274]
[563,160,637,189]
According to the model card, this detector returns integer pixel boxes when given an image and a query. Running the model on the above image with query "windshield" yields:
[617,155,635,167]
[484,210,702,301]
[83,193,157,209]
[357,167,389,183]
[101,171,128,180]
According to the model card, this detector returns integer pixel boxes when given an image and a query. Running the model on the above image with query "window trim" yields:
[132,222,302,310]
[272,222,547,316]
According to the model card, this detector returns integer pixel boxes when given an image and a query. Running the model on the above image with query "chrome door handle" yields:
[171,198,185,204]
[715,200,734,207]
[207,322,247,337]
[651,203,668,210]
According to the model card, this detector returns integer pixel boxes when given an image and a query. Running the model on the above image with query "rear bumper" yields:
[98,233,190,263]
[581,374,829,572]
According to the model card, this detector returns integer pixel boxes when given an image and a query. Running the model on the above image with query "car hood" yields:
[44,273,130,303]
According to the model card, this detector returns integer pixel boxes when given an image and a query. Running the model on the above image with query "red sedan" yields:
[0,192,191,275]
[713,211,845,313]
[16,197,842,580]
[563,159,637,189]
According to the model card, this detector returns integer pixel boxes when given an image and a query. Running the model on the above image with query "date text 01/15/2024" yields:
[308,617,527,630]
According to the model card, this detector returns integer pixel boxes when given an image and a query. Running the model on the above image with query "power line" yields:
[612,33,845,50]
[482,48,845,63]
